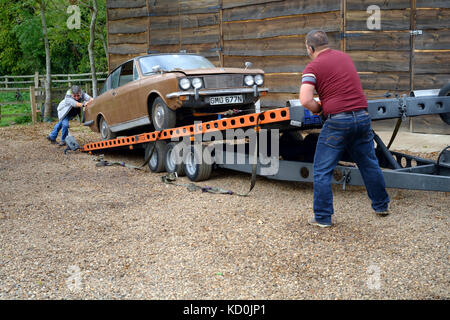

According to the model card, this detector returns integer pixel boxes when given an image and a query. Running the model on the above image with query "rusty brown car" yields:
[83,53,268,139]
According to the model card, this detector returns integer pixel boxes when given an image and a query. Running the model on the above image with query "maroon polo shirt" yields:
[301,49,368,116]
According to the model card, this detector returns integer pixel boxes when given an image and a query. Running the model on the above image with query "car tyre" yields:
[165,142,185,176]
[183,145,213,182]
[151,97,176,131]
[99,116,116,140]
[145,141,167,173]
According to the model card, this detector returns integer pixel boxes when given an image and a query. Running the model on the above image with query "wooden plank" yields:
[108,7,148,21]
[149,13,219,30]
[345,9,410,31]
[414,51,450,74]
[150,24,220,45]
[223,11,341,41]
[416,0,450,8]
[224,55,310,73]
[345,31,410,51]
[148,43,221,58]
[223,0,341,22]
[109,32,148,44]
[107,0,146,9]
[149,0,220,16]
[110,53,146,70]
[222,0,282,9]
[415,29,450,50]
[414,74,450,90]
[260,92,298,108]
[223,32,341,56]
[346,0,410,10]
[348,51,410,72]
[359,72,411,91]
[265,73,302,93]
[416,8,450,30]
[108,43,148,55]
[108,17,148,34]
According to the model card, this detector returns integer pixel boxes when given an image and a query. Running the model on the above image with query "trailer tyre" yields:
[145,141,167,173]
[165,142,185,176]
[438,83,450,125]
[184,145,213,182]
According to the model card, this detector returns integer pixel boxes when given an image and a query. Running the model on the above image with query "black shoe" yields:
[59,141,66,147]
[375,209,390,217]
[47,136,56,144]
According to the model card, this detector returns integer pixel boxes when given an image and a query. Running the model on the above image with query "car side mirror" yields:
[245,62,253,69]
[152,65,162,74]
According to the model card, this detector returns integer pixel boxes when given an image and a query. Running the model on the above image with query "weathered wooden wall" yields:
[107,0,450,112]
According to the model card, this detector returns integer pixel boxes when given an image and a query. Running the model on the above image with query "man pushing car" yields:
[46,85,93,146]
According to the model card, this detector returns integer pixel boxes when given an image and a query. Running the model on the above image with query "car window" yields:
[133,62,139,81]
[119,61,134,87]
[110,67,121,90]
[139,55,215,74]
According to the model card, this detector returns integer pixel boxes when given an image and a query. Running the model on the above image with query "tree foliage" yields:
[0,0,107,76]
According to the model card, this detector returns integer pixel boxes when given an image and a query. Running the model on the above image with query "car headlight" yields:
[179,78,191,90]
[244,75,255,86]
[192,77,203,89]
[254,74,264,86]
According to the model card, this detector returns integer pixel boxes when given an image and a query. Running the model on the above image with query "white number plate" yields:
[210,95,244,105]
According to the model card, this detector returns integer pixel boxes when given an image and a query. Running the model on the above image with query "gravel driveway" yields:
[0,122,448,299]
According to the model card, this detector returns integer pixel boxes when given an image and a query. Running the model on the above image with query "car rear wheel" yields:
[151,97,176,131]
[438,83,450,125]
[99,116,116,140]
[145,141,167,173]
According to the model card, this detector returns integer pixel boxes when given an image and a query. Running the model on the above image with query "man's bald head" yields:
[305,30,329,51]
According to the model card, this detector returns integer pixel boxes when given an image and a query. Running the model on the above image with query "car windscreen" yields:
[139,55,215,74]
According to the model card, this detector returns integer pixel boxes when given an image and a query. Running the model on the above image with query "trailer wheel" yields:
[145,141,166,173]
[165,142,185,176]
[184,145,213,182]
[439,83,450,125]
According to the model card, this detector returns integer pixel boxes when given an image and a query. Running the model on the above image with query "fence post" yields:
[0,105,2,122]
[34,72,39,88]
[4,77,8,88]
[30,86,36,124]
[68,75,72,87]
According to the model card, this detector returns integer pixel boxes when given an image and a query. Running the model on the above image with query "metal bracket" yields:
[410,30,423,36]
[398,94,408,121]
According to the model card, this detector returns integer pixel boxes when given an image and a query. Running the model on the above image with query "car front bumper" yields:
[166,86,269,100]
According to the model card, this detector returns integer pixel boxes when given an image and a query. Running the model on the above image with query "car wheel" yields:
[99,116,116,140]
[145,141,166,173]
[183,145,213,182]
[151,97,176,131]
[165,142,185,176]
[438,83,450,125]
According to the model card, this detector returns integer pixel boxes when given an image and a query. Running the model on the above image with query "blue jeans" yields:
[313,112,390,224]
[49,116,70,142]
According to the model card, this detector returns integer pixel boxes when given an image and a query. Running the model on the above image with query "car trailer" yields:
[81,85,450,193]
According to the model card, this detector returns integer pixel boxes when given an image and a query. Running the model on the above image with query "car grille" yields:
[202,74,244,89]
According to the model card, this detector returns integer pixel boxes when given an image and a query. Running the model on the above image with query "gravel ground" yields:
[0,121,448,300]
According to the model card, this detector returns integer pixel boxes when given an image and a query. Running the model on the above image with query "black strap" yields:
[140,130,164,169]
[387,118,402,150]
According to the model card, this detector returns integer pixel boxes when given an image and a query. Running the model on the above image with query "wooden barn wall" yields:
[107,0,450,112]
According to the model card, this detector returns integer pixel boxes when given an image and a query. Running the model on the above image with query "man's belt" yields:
[327,108,368,119]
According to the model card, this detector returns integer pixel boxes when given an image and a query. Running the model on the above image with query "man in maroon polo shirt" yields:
[299,30,390,228]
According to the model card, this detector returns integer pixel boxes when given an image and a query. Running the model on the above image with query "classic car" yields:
[83,53,268,139]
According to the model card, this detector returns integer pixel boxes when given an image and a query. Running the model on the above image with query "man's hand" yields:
[300,84,322,114]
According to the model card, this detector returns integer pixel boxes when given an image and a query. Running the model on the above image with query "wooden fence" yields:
[0,72,107,124]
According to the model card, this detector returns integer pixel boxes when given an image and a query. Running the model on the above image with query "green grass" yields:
[0,91,35,127]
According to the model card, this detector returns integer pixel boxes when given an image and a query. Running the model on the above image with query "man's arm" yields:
[299,84,321,114]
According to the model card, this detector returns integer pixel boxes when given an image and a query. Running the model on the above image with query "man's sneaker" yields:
[46,136,56,144]
[375,209,389,217]
[308,218,332,228]
[59,141,66,147]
